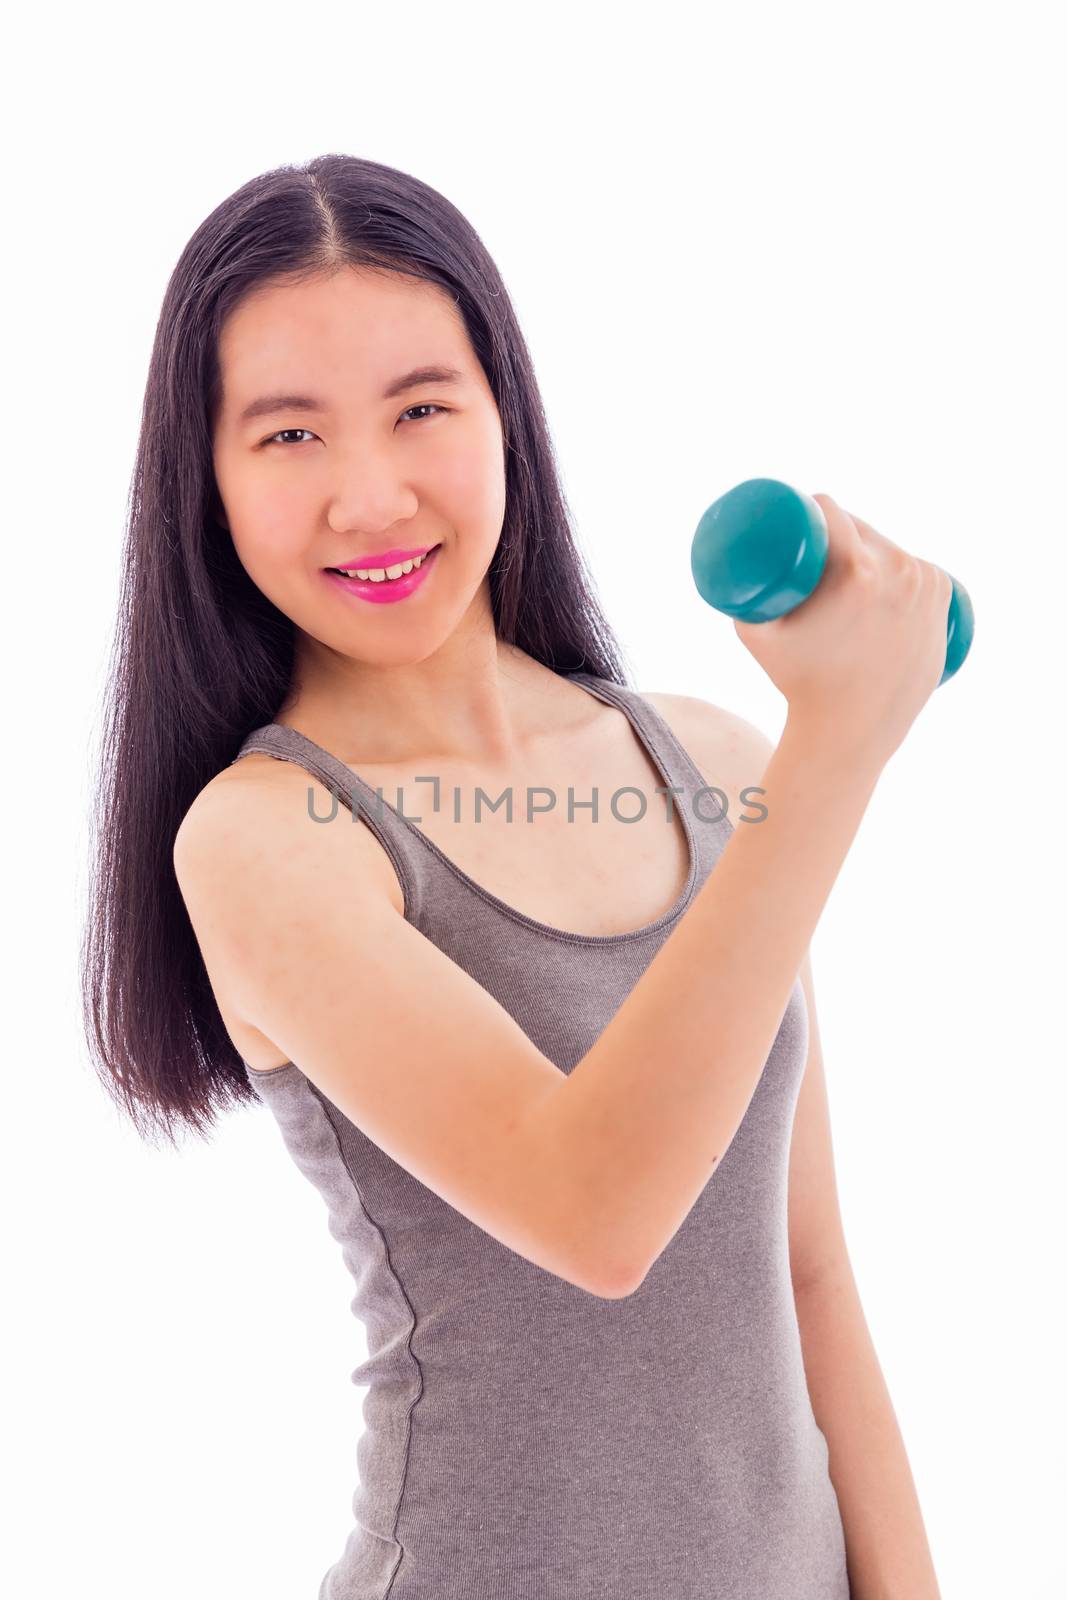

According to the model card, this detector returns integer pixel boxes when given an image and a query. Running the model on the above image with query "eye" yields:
[261,428,317,448]
[260,405,449,449]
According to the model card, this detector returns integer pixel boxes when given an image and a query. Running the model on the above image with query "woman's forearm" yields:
[547,715,884,1294]
[794,1261,941,1600]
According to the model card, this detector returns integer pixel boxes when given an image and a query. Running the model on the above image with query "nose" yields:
[325,451,420,538]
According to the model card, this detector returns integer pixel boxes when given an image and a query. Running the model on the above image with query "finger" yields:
[844,508,901,560]
[811,493,866,571]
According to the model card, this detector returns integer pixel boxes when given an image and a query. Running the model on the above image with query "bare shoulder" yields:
[173,750,400,911]
[172,751,402,1072]
[640,690,777,819]
[173,751,304,866]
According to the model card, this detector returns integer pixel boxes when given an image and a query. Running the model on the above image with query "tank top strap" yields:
[565,671,720,822]
[231,723,427,924]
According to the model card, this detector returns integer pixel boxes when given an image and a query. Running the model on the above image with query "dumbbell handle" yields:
[690,478,974,686]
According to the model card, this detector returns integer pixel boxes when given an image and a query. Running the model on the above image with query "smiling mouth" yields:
[326,543,443,582]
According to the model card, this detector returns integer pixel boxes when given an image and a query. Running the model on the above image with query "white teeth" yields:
[337,552,428,581]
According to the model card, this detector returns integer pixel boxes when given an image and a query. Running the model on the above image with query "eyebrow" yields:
[236,365,466,426]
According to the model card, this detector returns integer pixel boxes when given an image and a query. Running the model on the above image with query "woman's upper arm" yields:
[787,950,850,1293]
[171,771,621,1298]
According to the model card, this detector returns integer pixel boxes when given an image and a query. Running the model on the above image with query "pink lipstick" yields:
[323,543,442,606]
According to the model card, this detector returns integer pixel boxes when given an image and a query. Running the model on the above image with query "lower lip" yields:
[323,544,442,605]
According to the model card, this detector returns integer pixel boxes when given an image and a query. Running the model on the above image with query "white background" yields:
[4,2,1064,1595]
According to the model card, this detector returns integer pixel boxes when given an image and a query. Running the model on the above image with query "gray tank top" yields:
[232,670,848,1600]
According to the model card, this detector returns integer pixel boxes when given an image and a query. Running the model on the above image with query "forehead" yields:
[217,268,468,395]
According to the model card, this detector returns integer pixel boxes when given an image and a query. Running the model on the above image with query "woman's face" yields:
[211,267,508,667]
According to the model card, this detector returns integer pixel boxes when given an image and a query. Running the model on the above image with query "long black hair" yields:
[80,152,632,1150]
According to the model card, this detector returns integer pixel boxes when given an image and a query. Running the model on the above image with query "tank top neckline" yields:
[237,670,707,953]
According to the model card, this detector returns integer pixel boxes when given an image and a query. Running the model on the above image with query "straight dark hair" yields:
[80,153,632,1151]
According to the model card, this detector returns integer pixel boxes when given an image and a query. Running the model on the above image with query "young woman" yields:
[81,153,946,1599]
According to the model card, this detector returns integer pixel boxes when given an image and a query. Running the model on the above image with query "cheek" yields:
[436,428,507,520]
[229,499,307,575]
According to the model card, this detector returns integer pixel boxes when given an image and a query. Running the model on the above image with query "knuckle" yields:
[918,558,943,595]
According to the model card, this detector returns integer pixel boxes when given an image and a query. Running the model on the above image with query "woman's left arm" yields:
[791,950,942,1600]
[643,692,942,1600]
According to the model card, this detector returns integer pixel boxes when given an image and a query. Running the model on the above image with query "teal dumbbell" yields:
[691,478,974,686]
